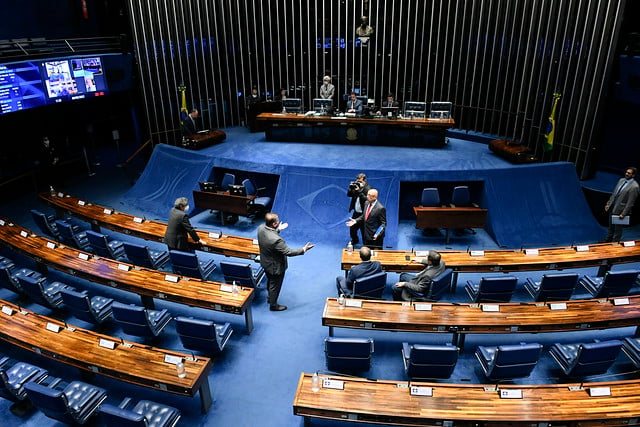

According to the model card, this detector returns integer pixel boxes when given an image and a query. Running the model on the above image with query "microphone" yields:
[466,246,471,254]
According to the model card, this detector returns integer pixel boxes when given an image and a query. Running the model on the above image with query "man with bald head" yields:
[346,188,386,249]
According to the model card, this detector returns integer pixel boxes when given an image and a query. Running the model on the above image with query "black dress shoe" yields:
[270,304,287,311]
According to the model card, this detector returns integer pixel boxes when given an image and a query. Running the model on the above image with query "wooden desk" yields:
[0,298,214,413]
[256,112,455,147]
[322,297,640,349]
[38,192,260,259]
[413,206,488,244]
[181,129,226,150]
[0,218,255,333]
[192,189,255,224]
[293,372,640,425]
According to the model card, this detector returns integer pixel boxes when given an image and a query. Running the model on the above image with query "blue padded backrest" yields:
[221,172,235,191]
[429,269,453,298]
[421,188,440,207]
[410,344,459,364]
[451,185,471,206]
[85,230,108,249]
[169,250,199,268]
[479,276,518,292]
[603,270,639,288]
[494,344,542,365]
[99,404,146,426]
[325,337,373,358]
[577,341,622,363]
[54,220,75,240]
[112,302,148,324]
[541,273,579,289]
[242,179,256,196]
[24,382,68,420]
[176,317,217,340]
[221,261,251,278]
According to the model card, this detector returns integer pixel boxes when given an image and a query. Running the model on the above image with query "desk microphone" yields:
[466,246,470,253]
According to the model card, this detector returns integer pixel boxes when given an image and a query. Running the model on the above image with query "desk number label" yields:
[575,245,589,252]
[1,306,14,315]
[322,379,344,390]
[345,299,362,308]
[410,386,433,396]
[470,250,485,257]
[78,200,86,206]
[99,339,116,349]
[46,322,61,333]
[46,241,56,249]
[164,275,179,283]
[414,303,432,311]
[103,208,113,215]
[500,389,523,399]
[133,217,144,223]
[78,253,90,261]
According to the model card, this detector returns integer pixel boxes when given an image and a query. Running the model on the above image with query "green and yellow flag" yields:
[543,92,561,152]
[178,83,187,124]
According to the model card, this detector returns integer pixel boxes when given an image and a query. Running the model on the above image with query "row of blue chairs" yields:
[0,354,180,426]
[324,337,640,381]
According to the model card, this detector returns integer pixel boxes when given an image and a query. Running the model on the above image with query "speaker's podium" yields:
[181,129,227,150]
[489,139,538,164]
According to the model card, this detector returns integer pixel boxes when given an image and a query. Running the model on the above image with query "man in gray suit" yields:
[336,246,383,296]
[392,250,445,301]
[257,212,314,311]
[164,197,204,250]
[604,167,639,242]
[345,188,386,249]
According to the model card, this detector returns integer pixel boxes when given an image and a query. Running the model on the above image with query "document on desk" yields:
[611,215,630,225]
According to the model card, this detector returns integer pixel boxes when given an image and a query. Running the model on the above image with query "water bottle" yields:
[176,361,186,378]
[232,280,239,296]
[338,293,345,309]
[311,372,320,392]
[347,241,353,254]
[49,186,56,197]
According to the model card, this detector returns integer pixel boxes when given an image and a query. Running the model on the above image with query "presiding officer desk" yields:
[0,298,214,413]
[39,192,260,259]
[322,297,640,348]
[0,218,256,333]
[293,372,640,426]
[256,112,455,147]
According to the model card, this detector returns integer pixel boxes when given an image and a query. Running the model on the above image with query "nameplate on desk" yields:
[103,208,113,215]
[345,299,362,308]
[549,302,567,310]
[117,264,130,271]
[613,297,630,306]
[77,200,86,206]
[322,379,344,390]
[524,249,539,256]
[415,250,428,257]
[410,386,433,396]
[414,303,432,311]
[575,245,589,252]
[78,253,90,261]
[46,241,56,249]
[252,239,259,245]
[589,386,611,397]
[164,355,182,365]
[133,217,144,223]
[208,231,221,239]
[0,220,4,226]
[1,306,14,315]
[623,240,636,247]
[20,230,28,238]
[499,389,523,399]
[220,284,233,293]
[482,304,500,312]
[470,250,485,257]
[99,339,117,350]
[46,322,61,333]
[57,192,65,197]
[164,275,179,283]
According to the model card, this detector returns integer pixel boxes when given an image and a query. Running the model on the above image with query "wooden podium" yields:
[488,139,538,164]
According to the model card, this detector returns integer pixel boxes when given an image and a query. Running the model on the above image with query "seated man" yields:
[346,92,363,114]
[392,250,445,301]
[336,246,382,296]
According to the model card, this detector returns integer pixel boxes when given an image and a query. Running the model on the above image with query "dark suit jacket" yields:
[607,178,640,216]
[381,100,399,108]
[408,260,446,291]
[164,207,199,250]
[347,182,371,213]
[182,115,197,136]
[355,201,386,242]
[345,260,382,289]
[257,224,304,276]
[347,98,363,113]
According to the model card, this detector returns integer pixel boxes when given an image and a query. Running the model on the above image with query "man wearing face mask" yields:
[164,197,205,251]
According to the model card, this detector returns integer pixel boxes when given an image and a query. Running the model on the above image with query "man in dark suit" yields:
[392,250,445,301]
[257,212,314,311]
[336,246,383,296]
[182,108,199,136]
[346,92,363,114]
[381,93,399,108]
[346,188,386,249]
[347,173,370,245]
[604,166,640,242]
[164,197,204,250]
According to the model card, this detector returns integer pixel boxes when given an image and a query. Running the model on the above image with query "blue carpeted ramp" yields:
[121,142,603,248]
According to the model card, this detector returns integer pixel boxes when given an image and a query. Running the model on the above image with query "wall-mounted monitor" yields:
[404,101,427,118]
[282,97,302,113]
[429,101,453,119]
[43,56,108,103]
[312,98,332,113]
[0,61,47,114]
[381,106,399,118]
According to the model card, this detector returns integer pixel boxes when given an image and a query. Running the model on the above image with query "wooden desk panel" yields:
[39,192,260,259]
[322,297,640,348]
[413,207,488,229]
[0,298,213,413]
[192,189,255,217]
[293,373,640,425]
[0,218,255,333]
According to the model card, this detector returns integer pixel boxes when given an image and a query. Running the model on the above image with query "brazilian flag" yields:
[543,93,561,152]
[178,83,188,124]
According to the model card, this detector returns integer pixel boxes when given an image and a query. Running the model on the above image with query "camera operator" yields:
[347,173,370,245]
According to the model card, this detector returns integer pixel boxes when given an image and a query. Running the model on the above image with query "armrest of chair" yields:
[117,396,134,409]
[401,342,411,361]
[0,356,10,368]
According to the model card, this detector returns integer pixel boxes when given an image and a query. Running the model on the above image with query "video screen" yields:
[43,56,108,102]
[312,98,332,112]
[0,61,47,114]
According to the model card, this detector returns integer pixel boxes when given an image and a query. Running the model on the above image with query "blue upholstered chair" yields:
[175,316,233,355]
[59,287,114,325]
[30,209,61,240]
[401,342,459,379]
[324,337,374,373]
[111,302,172,339]
[420,188,441,207]
[85,230,125,259]
[122,242,170,270]
[98,397,181,427]
[622,337,640,368]
[220,260,265,288]
[54,219,92,251]
[549,340,623,378]
[351,271,387,299]
[578,269,640,298]
[169,250,217,280]
[221,172,235,191]
[24,380,108,425]
[242,178,272,219]
[0,258,43,295]
[475,342,543,381]
[450,185,478,235]
[524,273,579,302]
[465,276,518,303]
[0,357,48,403]
[16,274,70,309]
[405,268,453,302]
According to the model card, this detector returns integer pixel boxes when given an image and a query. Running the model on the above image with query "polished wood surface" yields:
[0,218,255,333]
[293,372,640,425]
[182,129,226,150]
[413,207,488,229]
[0,298,213,412]
[322,297,640,347]
[192,189,255,217]
[39,192,260,259]
[256,111,455,127]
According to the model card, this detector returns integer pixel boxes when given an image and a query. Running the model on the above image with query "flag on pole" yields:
[178,83,188,124]
[543,92,561,152]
